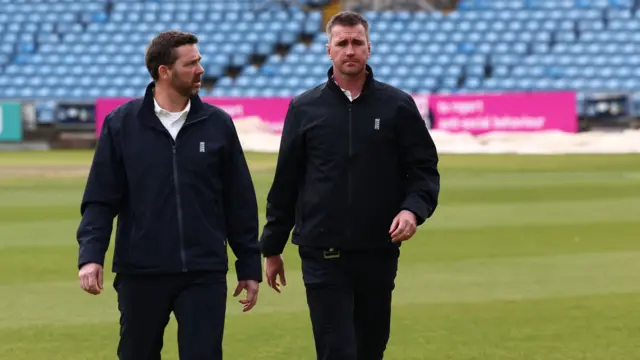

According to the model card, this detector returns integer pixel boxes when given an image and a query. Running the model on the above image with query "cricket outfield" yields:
[0,150,639,359]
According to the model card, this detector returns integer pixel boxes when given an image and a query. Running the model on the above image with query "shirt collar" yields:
[333,76,360,101]
[154,97,191,117]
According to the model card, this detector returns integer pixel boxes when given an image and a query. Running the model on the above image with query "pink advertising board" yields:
[95,94,432,137]
[428,91,577,134]
[95,91,577,137]
[94,97,292,137]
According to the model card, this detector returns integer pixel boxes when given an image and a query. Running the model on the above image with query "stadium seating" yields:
[0,0,325,100]
[224,0,639,97]
[0,0,639,116]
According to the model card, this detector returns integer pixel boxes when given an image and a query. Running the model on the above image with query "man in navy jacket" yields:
[76,31,261,360]
[260,12,440,360]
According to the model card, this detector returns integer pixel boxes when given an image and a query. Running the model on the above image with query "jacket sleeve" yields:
[76,113,125,269]
[222,116,263,282]
[396,95,440,225]
[259,101,305,257]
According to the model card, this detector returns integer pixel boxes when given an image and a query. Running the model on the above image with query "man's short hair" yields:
[325,11,370,42]
[145,30,199,81]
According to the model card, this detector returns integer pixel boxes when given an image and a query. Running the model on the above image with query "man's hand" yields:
[264,255,287,293]
[78,262,103,295]
[389,210,417,242]
[233,280,259,312]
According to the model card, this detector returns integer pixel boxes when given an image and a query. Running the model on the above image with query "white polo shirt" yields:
[334,77,361,102]
[154,98,190,140]
[341,87,358,102]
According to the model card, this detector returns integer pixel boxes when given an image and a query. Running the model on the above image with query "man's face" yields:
[326,24,371,77]
[162,44,204,97]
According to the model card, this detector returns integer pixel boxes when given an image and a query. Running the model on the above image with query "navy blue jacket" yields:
[77,83,262,282]
[259,65,440,256]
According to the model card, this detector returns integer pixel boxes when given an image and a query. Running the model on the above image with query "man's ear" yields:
[158,65,169,80]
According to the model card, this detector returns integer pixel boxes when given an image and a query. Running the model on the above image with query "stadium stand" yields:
[0,0,325,99]
[222,0,640,97]
[0,0,639,116]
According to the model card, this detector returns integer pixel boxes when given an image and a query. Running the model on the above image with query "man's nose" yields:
[346,44,355,55]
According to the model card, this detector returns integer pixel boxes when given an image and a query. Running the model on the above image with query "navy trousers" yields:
[113,271,227,360]
[299,246,400,360]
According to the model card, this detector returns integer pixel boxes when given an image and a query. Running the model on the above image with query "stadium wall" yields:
[87,90,640,154]
[2,90,640,154]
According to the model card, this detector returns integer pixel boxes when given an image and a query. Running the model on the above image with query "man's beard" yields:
[172,74,200,97]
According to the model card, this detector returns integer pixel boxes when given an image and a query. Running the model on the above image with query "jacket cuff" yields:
[78,244,106,269]
[235,256,263,282]
[261,247,284,258]
[400,198,430,226]
[259,234,287,257]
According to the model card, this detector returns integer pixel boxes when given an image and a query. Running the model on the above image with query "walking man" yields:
[76,30,262,360]
[259,11,440,360]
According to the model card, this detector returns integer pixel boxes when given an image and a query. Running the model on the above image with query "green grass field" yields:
[0,150,639,359]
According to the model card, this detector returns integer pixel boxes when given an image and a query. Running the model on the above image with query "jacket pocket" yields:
[186,200,227,260]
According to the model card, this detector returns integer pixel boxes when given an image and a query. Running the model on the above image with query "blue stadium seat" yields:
[0,0,325,99]
[0,0,638,107]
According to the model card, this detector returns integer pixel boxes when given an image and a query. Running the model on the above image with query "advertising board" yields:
[429,91,578,134]
[0,102,23,142]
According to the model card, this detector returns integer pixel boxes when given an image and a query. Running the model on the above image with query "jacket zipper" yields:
[348,104,352,205]
[347,103,353,241]
[171,143,187,272]
[166,115,208,273]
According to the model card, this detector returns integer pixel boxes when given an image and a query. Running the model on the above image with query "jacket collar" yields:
[137,82,208,129]
[325,64,376,98]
